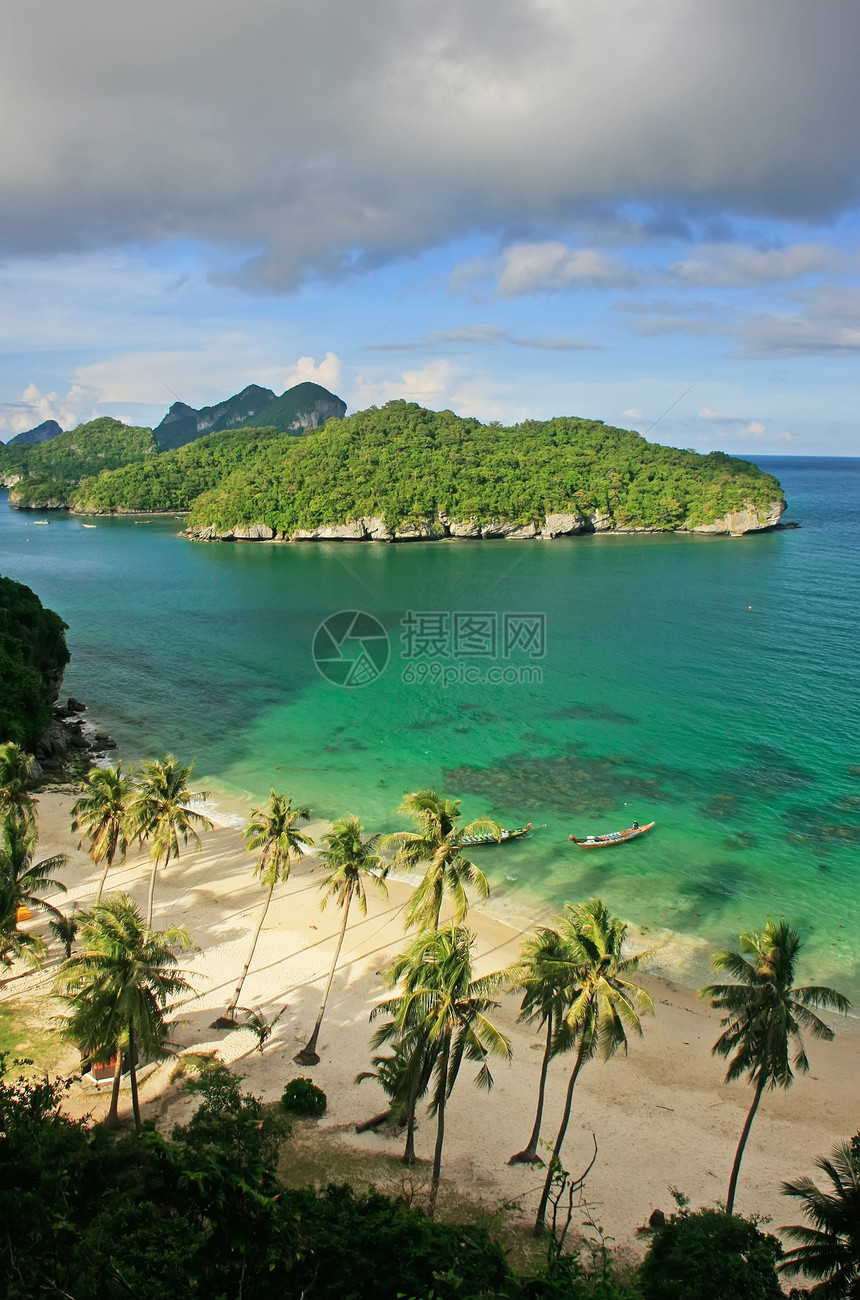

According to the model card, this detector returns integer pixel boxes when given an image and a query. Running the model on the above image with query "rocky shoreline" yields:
[34,696,119,784]
[184,499,786,542]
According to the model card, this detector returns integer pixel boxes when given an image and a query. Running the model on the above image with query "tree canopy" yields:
[0,576,69,747]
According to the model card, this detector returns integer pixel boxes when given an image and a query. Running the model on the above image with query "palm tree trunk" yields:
[403,1072,421,1165]
[97,856,112,901]
[427,1036,451,1217]
[128,1020,141,1128]
[105,1048,123,1128]
[221,881,275,1024]
[146,851,165,927]
[295,891,353,1066]
[534,1035,589,1234]
[509,1013,554,1164]
[726,1076,766,1216]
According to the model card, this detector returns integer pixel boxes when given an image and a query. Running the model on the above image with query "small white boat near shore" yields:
[81,523,97,528]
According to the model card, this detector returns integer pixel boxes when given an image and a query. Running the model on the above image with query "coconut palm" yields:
[71,762,136,899]
[128,755,212,925]
[780,1134,860,1297]
[384,788,499,931]
[508,925,578,1164]
[372,923,511,1213]
[295,815,387,1065]
[48,909,79,960]
[534,898,653,1234]
[56,894,191,1127]
[354,1042,420,1132]
[217,793,312,1026]
[0,812,68,972]
[0,741,37,829]
[701,920,850,1217]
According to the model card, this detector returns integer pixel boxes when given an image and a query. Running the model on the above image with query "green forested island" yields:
[1,400,785,537]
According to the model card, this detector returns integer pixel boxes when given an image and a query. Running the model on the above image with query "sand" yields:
[5,789,859,1257]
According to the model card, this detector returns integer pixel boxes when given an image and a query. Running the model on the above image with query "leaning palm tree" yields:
[780,1134,860,1297]
[372,923,511,1213]
[384,788,499,931]
[0,741,37,829]
[295,815,387,1065]
[55,894,191,1127]
[128,755,212,925]
[217,793,312,1027]
[71,762,136,899]
[534,898,653,1234]
[701,920,850,1217]
[507,925,578,1164]
[0,812,68,973]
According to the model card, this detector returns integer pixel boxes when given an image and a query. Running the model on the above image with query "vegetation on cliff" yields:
[182,401,783,535]
[73,427,284,513]
[0,576,69,747]
[1,418,156,507]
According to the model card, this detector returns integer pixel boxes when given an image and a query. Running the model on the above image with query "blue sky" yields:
[2,0,859,455]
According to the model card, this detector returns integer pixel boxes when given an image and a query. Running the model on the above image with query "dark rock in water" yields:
[93,731,117,750]
[67,697,87,713]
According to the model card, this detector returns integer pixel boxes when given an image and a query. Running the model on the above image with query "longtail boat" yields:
[456,823,536,848]
[570,821,655,849]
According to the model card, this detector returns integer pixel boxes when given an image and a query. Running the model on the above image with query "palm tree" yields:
[701,920,850,1217]
[534,898,653,1234]
[354,1042,419,1132]
[48,909,79,960]
[780,1134,860,1297]
[217,793,312,1027]
[372,923,511,1213]
[0,812,68,972]
[0,741,37,829]
[295,815,387,1065]
[71,762,136,899]
[384,788,499,931]
[508,925,577,1164]
[128,755,212,925]
[55,894,191,1127]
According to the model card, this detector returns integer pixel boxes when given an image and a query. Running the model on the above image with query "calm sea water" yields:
[2,456,858,990]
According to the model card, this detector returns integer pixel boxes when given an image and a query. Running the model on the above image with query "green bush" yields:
[638,1208,783,1300]
[280,1076,327,1116]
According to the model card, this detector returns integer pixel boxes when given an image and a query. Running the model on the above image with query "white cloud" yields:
[698,406,738,421]
[670,243,845,287]
[3,2,860,287]
[283,352,342,389]
[622,408,643,420]
[493,243,637,296]
[737,420,766,437]
[0,382,97,437]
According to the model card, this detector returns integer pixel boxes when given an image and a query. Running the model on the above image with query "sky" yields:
[1,0,859,455]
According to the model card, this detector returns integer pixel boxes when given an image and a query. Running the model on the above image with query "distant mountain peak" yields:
[7,419,64,447]
[153,381,345,450]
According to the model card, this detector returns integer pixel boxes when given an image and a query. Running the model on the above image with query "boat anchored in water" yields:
[570,821,655,848]
[456,823,538,848]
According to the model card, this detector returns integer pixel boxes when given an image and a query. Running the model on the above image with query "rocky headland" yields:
[185,499,786,543]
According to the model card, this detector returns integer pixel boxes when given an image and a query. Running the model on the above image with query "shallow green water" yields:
[2,457,858,990]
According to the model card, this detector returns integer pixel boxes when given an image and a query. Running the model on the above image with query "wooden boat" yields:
[456,823,536,848]
[570,821,655,849]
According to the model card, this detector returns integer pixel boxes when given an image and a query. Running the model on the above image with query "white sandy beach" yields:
[6,790,859,1258]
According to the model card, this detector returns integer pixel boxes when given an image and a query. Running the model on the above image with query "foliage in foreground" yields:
[0,576,69,747]
[0,1055,641,1300]
[638,1207,784,1300]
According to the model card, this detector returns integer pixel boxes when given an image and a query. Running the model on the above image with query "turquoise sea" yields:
[2,456,859,991]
